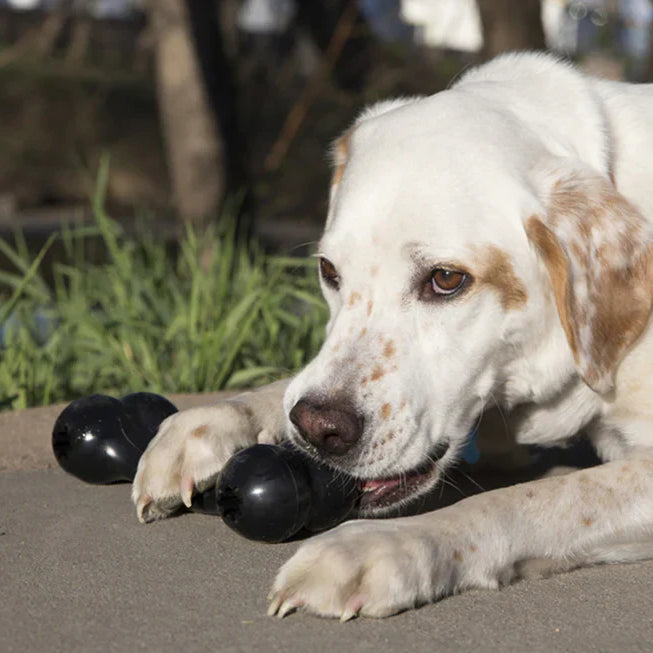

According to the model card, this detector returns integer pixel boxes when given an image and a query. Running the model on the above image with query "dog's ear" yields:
[526,169,653,394]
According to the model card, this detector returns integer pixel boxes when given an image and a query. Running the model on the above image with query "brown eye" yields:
[431,268,466,295]
[319,257,339,289]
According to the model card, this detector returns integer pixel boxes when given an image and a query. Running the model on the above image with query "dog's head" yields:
[283,86,653,514]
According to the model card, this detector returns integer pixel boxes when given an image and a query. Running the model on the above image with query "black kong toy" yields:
[52,392,178,484]
[52,393,359,543]
[193,442,359,542]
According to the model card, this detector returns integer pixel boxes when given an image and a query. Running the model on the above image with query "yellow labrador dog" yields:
[133,53,653,620]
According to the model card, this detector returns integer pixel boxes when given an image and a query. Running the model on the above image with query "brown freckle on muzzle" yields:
[361,377,368,387]
[370,365,386,381]
[383,340,396,358]
[453,550,463,562]
[381,403,391,419]
[582,517,594,527]
[367,300,373,316]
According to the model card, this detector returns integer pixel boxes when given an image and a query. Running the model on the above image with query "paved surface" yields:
[2,397,653,652]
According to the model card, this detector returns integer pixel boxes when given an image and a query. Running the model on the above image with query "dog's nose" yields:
[289,398,363,456]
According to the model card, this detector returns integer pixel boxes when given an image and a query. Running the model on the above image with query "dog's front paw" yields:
[132,403,257,523]
[268,519,473,620]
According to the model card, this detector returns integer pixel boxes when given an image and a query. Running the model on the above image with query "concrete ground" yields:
[2,396,653,652]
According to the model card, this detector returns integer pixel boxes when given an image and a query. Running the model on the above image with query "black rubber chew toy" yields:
[52,393,359,542]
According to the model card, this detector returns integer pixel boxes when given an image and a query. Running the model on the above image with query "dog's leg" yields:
[132,379,290,522]
[517,537,653,580]
[269,454,653,619]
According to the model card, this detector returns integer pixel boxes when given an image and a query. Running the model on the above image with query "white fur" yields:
[132,53,653,620]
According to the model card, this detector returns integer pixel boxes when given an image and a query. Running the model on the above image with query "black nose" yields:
[289,398,364,456]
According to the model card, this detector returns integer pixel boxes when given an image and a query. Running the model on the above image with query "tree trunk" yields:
[477,0,545,59]
[296,0,371,91]
[647,25,653,81]
[185,0,245,192]
[65,15,91,66]
[145,0,225,227]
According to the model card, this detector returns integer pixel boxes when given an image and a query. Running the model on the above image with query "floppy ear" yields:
[525,168,653,394]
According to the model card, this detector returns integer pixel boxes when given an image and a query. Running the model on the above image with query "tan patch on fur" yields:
[526,171,653,392]
[332,164,345,187]
[361,377,368,387]
[367,300,373,316]
[370,365,386,381]
[475,245,528,310]
[192,426,208,438]
[453,550,464,562]
[383,340,396,358]
[526,489,535,498]
[470,544,477,552]
[331,130,353,188]
[582,517,594,527]
[526,216,580,360]
[380,403,391,419]
[348,291,362,307]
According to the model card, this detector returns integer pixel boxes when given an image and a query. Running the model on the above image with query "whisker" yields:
[440,472,465,497]
[459,469,486,493]
[488,390,511,440]
[287,240,320,254]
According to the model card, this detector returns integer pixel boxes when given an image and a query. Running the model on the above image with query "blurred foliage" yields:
[0,161,328,410]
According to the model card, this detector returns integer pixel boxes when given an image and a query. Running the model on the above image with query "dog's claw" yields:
[341,594,365,622]
[267,594,283,617]
[276,600,298,619]
[267,592,302,619]
[136,496,152,523]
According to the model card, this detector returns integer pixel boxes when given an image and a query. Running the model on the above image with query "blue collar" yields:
[461,428,480,464]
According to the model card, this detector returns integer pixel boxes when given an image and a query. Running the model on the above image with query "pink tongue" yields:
[361,477,402,492]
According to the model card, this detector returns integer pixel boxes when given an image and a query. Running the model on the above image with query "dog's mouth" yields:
[356,442,449,513]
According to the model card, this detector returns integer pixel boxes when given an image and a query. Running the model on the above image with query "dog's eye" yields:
[319,257,340,289]
[431,268,466,295]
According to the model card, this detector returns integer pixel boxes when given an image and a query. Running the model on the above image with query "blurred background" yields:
[1,0,652,245]
[1,0,652,410]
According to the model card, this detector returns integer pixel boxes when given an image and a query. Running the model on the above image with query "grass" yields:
[0,164,327,411]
